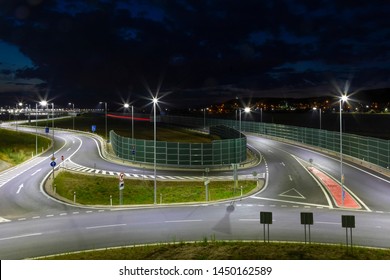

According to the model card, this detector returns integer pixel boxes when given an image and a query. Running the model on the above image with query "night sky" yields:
[0,0,389,108]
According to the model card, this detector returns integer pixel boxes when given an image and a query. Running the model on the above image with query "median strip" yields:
[308,167,360,209]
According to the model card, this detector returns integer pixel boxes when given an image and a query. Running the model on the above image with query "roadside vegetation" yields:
[41,240,390,260]
[0,128,51,167]
[52,171,258,205]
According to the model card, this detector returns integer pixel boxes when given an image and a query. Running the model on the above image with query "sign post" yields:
[342,215,355,252]
[300,212,314,244]
[260,211,272,243]
[204,179,210,201]
[118,172,124,205]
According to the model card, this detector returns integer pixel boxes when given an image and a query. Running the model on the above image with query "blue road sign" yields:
[91,125,96,132]
[50,161,56,167]
[45,127,49,133]
[132,150,136,155]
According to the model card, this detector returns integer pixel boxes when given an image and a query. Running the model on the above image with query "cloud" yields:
[0,0,389,106]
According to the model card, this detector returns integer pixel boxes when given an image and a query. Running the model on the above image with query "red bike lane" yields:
[308,166,361,209]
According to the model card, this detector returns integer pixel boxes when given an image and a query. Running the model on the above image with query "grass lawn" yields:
[41,241,390,260]
[53,171,258,205]
[0,128,51,166]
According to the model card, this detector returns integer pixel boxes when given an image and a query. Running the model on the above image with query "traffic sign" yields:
[50,161,56,167]
[119,182,124,190]
[91,125,96,132]
[119,172,124,182]
[45,127,49,133]
[51,156,56,161]
[61,155,64,161]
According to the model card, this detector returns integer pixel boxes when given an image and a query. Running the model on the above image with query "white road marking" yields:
[0,217,11,223]
[0,233,42,241]
[86,223,127,230]
[165,219,202,223]
[59,213,67,216]
[289,175,293,181]
[67,148,71,151]
[30,169,42,176]
[16,184,24,194]
[239,219,258,222]
[316,222,340,225]
[281,162,286,167]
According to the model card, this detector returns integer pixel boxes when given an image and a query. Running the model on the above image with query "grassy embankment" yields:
[42,241,390,260]
[52,171,257,205]
[0,128,51,169]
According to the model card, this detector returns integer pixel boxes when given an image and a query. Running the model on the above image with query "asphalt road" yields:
[0,124,389,259]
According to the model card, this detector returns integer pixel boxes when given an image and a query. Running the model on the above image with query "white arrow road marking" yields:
[31,169,42,176]
[16,184,24,194]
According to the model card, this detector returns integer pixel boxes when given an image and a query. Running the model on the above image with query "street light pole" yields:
[340,95,348,206]
[69,103,75,130]
[131,105,134,140]
[153,97,158,204]
[35,103,38,156]
[99,102,108,142]
[313,107,322,130]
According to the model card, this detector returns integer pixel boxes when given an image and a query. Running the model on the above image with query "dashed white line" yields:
[0,233,42,241]
[32,216,40,219]
[59,213,67,216]
[86,223,127,230]
[165,219,202,223]
[72,212,79,215]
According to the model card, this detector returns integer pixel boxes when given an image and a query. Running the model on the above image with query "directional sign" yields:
[119,172,124,182]
[50,161,56,167]
[45,127,49,133]
[91,125,96,132]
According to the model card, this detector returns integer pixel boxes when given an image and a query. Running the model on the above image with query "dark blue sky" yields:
[0,0,389,107]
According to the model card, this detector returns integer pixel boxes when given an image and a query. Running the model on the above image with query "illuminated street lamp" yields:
[313,107,322,130]
[239,107,251,134]
[36,100,48,156]
[340,95,348,206]
[152,97,158,204]
[68,103,75,130]
[99,102,108,142]
[124,103,134,140]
